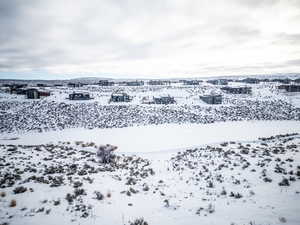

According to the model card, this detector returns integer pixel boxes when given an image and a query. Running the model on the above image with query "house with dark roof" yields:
[153,96,176,104]
[109,92,132,102]
[278,84,300,92]
[68,92,92,100]
[200,94,222,104]
[221,86,252,94]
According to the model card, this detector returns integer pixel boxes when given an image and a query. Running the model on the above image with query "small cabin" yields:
[271,78,291,84]
[278,85,300,92]
[99,80,114,86]
[39,91,51,97]
[67,82,83,88]
[294,78,300,83]
[207,79,228,85]
[240,78,260,84]
[147,80,170,86]
[153,96,176,104]
[68,92,92,100]
[221,86,252,94]
[26,89,40,99]
[8,84,28,95]
[37,83,49,87]
[200,94,222,104]
[109,93,132,102]
[10,88,27,95]
[125,81,144,86]
[182,80,201,85]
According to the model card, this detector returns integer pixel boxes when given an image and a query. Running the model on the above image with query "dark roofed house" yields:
[109,92,132,102]
[67,82,83,88]
[125,80,144,86]
[37,83,49,87]
[26,89,40,99]
[207,79,228,85]
[240,78,260,84]
[68,92,92,100]
[148,80,171,85]
[221,86,252,94]
[8,84,28,95]
[272,78,291,84]
[9,87,27,95]
[39,91,51,97]
[182,80,202,85]
[200,94,222,104]
[278,84,300,92]
[153,96,176,104]
[99,80,114,86]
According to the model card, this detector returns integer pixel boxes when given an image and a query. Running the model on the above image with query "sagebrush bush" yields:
[106,191,111,198]
[9,199,17,207]
[94,191,104,200]
[97,144,117,163]
[129,217,148,225]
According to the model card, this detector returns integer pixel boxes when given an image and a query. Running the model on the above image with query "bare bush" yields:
[9,199,16,207]
[129,218,148,225]
[96,144,117,163]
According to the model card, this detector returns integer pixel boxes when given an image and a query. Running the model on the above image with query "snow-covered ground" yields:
[0,130,300,225]
[1,81,300,225]
[1,120,300,154]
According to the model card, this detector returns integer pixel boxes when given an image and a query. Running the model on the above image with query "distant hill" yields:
[0,73,300,83]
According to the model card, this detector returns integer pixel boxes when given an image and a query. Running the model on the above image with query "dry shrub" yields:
[9,199,17,207]
[129,218,148,225]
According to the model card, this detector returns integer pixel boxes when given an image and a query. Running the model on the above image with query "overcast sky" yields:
[0,0,300,79]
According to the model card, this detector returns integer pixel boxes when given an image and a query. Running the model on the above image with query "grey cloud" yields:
[285,59,300,66]
[220,25,260,38]
[0,0,299,77]
[276,33,300,44]
[235,0,279,8]
[201,59,300,73]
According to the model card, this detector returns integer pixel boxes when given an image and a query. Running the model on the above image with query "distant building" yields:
[26,89,40,99]
[10,88,27,95]
[240,78,260,84]
[109,92,132,102]
[260,78,270,82]
[68,92,92,100]
[294,78,300,83]
[200,94,222,104]
[98,80,114,86]
[147,80,170,85]
[9,84,27,89]
[67,82,83,88]
[153,96,176,104]
[125,80,144,86]
[278,85,300,92]
[39,91,51,97]
[8,84,28,95]
[207,79,228,85]
[182,80,202,85]
[118,81,144,86]
[221,86,252,94]
[271,78,291,84]
[37,83,49,87]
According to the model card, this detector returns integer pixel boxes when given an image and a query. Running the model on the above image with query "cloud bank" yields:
[0,0,300,79]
